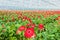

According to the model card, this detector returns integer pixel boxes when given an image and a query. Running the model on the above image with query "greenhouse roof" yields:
[0,0,60,10]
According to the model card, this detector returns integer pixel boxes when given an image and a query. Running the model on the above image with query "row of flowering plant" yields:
[0,11,60,40]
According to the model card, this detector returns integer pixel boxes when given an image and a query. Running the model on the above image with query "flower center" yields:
[28,30,31,34]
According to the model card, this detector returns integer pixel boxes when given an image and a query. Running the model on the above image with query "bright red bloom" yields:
[38,24,44,30]
[24,28,35,38]
[16,26,26,34]
[18,26,26,31]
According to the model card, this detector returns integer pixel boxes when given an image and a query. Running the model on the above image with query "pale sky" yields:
[0,0,60,10]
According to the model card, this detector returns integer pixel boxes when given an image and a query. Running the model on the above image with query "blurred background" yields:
[0,0,60,10]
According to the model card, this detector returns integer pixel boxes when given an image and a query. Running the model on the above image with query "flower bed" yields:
[0,11,60,40]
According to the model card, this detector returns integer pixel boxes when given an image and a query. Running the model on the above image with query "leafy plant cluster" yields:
[0,12,60,40]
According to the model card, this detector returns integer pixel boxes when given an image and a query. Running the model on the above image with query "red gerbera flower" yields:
[38,24,44,30]
[24,28,36,38]
[18,26,26,31]
[16,26,26,34]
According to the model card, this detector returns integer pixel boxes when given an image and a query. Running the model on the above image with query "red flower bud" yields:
[26,23,31,27]
[18,15,21,19]
[38,16,40,18]
[31,24,35,28]
[56,16,60,20]
[12,16,15,21]
[23,16,27,20]
[38,24,44,30]
[27,18,32,23]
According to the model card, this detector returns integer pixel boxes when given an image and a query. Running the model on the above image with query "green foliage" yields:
[0,13,60,40]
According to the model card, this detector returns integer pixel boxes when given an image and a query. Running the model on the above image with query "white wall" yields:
[0,0,60,10]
